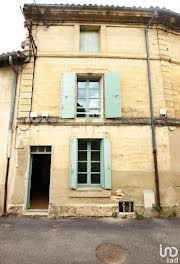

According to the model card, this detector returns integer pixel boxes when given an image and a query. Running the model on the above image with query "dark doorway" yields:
[27,154,51,209]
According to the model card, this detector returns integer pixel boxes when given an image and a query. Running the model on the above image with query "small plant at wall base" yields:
[2,213,8,218]
[167,214,173,220]
[121,214,127,219]
[172,210,177,217]
[167,210,177,220]
[32,215,38,219]
[152,204,162,212]
[112,212,118,218]
[135,211,145,220]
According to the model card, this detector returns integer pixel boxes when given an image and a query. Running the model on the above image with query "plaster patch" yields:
[143,189,155,209]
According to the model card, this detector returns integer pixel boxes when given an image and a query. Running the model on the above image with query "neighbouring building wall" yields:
[0,66,13,214]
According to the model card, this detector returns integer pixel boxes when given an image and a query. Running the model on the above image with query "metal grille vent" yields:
[118,202,134,213]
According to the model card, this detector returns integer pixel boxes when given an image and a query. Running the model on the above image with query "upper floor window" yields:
[80,31,99,52]
[60,71,121,119]
[77,79,101,118]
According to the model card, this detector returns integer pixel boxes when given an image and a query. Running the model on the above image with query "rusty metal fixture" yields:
[153,150,161,206]
[96,243,127,264]
[145,10,161,208]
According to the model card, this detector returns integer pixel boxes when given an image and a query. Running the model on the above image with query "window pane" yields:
[77,99,86,108]
[78,140,87,150]
[31,146,37,152]
[80,31,98,52]
[78,89,86,98]
[89,81,99,89]
[91,162,100,172]
[90,90,99,98]
[78,81,86,88]
[89,99,99,108]
[91,141,100,150]
[89,110,100,117]
[91,151,100,161]
[91,174,100,184]
[46,146,51,152]
[77,112,86,118]
[78,174,87,184]
[78,151,87,161]
[39,146,45,152]
[78,162,87,172]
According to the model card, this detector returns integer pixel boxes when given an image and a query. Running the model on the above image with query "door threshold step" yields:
[24,210,49,216]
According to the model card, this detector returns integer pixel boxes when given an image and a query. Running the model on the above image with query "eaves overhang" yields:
[23,4,180,31]
[0,51,27,68]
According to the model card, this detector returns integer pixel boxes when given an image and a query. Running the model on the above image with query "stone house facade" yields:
[1,4,180,217]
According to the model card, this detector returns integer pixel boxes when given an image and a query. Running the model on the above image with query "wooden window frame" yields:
[70,138,111,190]
[76,78,101,119]
[78,139,101,188]
[30,146,51,154]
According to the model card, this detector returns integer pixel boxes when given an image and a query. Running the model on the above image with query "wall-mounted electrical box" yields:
[41,112,48,118]
[160,109,167,117]
[30,112,37,118]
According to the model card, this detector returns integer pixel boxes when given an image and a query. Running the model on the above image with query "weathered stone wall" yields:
[7,125,179,216]
[5,22,180,217]
[0,66,13,215]
[157,27,180,118]
[18,24,180,120]
[168,127,180,208]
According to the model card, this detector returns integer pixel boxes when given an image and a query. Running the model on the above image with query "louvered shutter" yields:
[104,71,121,118]
[100,139,111,189]
[60,72,76,118]
[70,139,78,189]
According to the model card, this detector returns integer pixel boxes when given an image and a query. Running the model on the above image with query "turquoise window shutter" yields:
[60,72,76,118]
[104,71,121,118]
[100,139,111,189]
[70,139,78,189]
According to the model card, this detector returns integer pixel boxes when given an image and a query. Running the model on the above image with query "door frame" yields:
[26,154,33,209]
[26,146,52,210]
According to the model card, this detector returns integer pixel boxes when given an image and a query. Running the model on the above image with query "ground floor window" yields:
[70,138,111,190]
[78,139,101,187]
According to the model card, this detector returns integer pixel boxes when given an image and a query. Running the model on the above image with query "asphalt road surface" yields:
[0,217,179,264]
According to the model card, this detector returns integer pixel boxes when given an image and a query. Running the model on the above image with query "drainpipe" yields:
[3,56,18,215]
[145,10,161,207]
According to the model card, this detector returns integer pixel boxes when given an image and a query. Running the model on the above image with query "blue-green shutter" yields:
[104,71,121,118]
[101,139,111,189]
[70,139,78,189]
[60,72,76,118]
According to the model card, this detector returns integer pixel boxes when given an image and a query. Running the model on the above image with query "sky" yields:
[0,0,180,53]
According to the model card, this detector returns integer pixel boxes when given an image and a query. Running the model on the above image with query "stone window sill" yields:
[69,188,111,198]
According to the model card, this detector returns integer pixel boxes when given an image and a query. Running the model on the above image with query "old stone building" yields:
[0,52,26,215]
[1,4,180,217]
